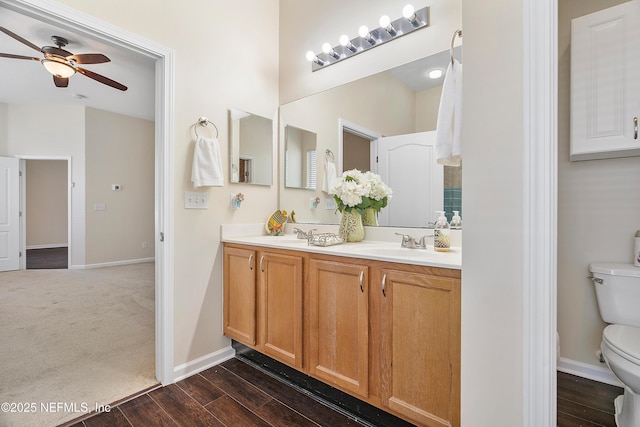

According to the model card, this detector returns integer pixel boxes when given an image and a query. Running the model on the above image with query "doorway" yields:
[0,0,174,384]
[22,158,69,270]
[338,119,380,174]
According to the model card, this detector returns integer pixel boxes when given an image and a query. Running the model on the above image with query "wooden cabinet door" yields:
[571,2,640,160]
[308,258,369,398]
[258,251,303,369]
[223,246,257,346]
[379,269,460,427]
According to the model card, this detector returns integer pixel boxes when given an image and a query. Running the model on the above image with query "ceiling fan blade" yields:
[0,52,40,61]
[53,75,69,88]
[67,53,111,64]
[0,26,43,53]
[76,67,127,91]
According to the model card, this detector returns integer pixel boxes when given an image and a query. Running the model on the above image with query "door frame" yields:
[17,156,71,271]
[1,0,175,384]
[338,118,380,174]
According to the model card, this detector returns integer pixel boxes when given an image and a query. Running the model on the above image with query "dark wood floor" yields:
[64,358,365,427]
[557,371,623,427]
[26,247,68,269]
[63,359,624,427]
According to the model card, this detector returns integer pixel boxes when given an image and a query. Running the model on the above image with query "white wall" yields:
[85,108,155,265]
[461,1,525,425]
[4,104,86,267]
[53,0,280,366]
[557,0,634,368]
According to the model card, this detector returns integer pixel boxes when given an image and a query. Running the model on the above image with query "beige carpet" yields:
[0,263,157,427]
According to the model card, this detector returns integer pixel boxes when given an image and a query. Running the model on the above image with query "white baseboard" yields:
[26,244,68,250]
[70,257,155,270]
[172,346,236,383]
[558,356,623,387]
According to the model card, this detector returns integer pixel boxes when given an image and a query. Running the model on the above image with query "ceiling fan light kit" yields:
[0,26,127,91]
[41,57,76,78]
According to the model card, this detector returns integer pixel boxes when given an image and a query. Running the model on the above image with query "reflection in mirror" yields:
[229,108,273,186]
[285,125,317,189]
[279,47,462,227]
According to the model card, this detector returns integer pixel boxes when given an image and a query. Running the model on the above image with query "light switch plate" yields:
[185,191,208,209]
[325,198,337,210]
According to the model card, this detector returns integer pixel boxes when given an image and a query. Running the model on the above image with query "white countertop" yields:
[221,223,461,270]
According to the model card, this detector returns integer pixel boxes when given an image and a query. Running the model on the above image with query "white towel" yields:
[322,159,338,194]
[436,59,463,167]
[191,136,224,188]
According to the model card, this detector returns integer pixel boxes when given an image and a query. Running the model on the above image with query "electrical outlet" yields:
[184,191,208,209]
[94,203,106,211]
[142,241,147,248]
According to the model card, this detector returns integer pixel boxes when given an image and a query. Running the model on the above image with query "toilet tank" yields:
[590,263,640,327]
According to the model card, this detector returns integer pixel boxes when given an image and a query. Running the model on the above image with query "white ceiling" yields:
[0,6,155,121]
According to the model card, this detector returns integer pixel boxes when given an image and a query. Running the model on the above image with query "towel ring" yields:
[194,117,219,138]
[450,29,462,66]
[325,149,335,161]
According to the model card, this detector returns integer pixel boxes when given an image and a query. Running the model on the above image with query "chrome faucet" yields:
[395,232,430,249]
[293,228,316,240]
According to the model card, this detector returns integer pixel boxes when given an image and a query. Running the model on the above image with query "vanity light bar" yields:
[306,6,429,72]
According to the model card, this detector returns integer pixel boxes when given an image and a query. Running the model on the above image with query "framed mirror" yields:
[229,108,273,186]
[279,48,462,227]
[284,125,317,189]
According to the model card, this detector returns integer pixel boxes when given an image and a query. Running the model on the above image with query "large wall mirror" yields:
[279,47,462,227]
[229,108,273,186]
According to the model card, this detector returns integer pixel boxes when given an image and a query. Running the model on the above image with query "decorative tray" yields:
[308,233,344,247]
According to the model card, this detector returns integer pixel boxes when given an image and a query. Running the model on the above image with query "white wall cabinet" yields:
[570,1,640,161]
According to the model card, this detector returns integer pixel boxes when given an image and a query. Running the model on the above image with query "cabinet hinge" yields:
[19,170,22,177]
[19,251,22,257]
[160,232,164,242]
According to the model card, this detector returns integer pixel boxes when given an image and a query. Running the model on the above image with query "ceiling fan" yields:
[0,26,128,91]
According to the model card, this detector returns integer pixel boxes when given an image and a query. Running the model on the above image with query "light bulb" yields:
[428,69,444,79]
[402,4,415,19]
[379,15,391,28]
[340,34,357,53]
[322,42,332,54]
[305,50,316,62]
[358,25,370,38]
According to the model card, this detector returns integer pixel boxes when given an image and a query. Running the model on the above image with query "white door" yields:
[377,131,444,227]
[570,1,640,160]
[0,156,20,272]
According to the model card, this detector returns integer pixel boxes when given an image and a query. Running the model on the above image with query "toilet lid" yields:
[589,263,640,278]
[603,324,640,364]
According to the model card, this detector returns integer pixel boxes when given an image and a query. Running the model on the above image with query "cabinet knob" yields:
[359,271,364,293]
[260,255,265,272]
[634,117,638,140]
[248,254,254,270]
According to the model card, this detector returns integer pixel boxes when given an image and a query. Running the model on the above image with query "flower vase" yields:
[361,208,378,226]
[339,210,365,242]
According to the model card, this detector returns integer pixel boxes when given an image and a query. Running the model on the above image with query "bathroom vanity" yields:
[222,227,461,427]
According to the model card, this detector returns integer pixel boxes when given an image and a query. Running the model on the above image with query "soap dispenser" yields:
[450,211,462,230]
[433,211,451,252]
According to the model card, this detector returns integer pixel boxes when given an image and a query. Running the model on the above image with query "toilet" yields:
[590,263,640,427]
